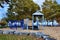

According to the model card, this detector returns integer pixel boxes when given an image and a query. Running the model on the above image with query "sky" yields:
[0,0,60,20]
[0,1,9,20]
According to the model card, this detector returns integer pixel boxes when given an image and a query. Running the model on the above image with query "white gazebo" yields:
[32,11,44,30]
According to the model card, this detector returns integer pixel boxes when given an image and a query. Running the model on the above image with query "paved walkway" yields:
[0,27,60,40]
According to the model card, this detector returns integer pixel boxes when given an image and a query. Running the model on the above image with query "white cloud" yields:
[33,0,45,11]
[33,0,45,6]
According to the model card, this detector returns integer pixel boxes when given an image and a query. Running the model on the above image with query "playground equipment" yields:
[32,11,44,30]
[8,19,29,30]
[24,18,29,30]
[8,11,59,30]
[8,20,24,29]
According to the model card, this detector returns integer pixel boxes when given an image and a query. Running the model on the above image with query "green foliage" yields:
[0,34,37,40]
[7,0,40,20]
[0,21,7,28]
[42,0,60,22]
[0,0,40,20]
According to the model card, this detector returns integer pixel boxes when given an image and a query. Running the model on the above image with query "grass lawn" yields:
[0,34,43,40]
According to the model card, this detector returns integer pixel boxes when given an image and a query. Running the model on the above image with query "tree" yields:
[0,0,40,21]
[0,20,7,28]
[49,4,60,23]
[42,0,60,23]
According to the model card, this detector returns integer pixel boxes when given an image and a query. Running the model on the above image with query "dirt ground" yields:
[0,27,60,40]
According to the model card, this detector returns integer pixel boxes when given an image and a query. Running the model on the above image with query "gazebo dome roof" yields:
[32,11,44,16]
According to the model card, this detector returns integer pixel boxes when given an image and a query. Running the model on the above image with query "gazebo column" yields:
[42,16,44,29]
[32,16,34,30]
[42,16,44,22]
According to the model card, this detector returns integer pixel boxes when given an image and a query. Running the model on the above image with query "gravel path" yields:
[0,27,60,40]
